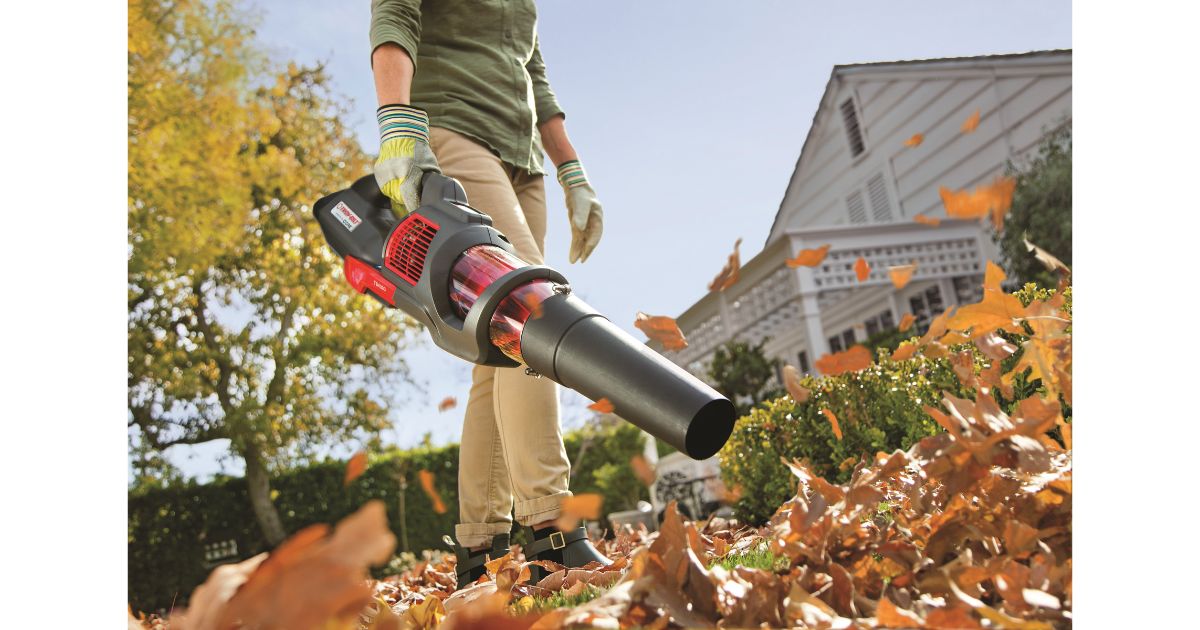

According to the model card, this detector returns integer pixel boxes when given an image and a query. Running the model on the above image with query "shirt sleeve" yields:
[526,33,565,123]
[370,0,422,68]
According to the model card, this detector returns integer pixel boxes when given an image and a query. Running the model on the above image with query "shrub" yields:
[718,353,972,524]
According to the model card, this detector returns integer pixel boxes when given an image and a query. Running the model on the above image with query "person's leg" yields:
[430,127,519,550]
[500,169,573,527]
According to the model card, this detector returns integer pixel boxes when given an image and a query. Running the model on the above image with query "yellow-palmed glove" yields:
[374,104,440,216]
[556,160,604,263]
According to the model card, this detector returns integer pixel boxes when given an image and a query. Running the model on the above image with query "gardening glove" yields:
[374,104,441,216]
[556,159,604,264]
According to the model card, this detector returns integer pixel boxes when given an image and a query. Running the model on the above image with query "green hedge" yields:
[717,283,1071,525]
[129,423,649,612]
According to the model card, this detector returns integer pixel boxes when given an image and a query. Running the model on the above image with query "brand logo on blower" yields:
[331,201,362,232]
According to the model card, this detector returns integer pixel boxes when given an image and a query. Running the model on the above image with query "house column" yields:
[939,277,958,308]
[800,292,829,359]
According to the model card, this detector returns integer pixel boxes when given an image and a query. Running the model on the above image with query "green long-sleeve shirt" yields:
[370,0,564,176]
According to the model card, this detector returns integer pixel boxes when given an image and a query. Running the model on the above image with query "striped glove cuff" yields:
[556,160,589,189]
[377,104,430,144]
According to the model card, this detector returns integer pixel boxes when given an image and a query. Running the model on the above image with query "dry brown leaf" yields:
[418,469,448,514]
[904,133,924,147]
[438,396,457,413]
[1023,238,1071,276]
[961,108,981,133]
[630,455,656,486]
[555,493,604,531]
[974,332,1018,361]
[876,597,924,628]
[913,213,942,226]
[782,364,811,403]
[899,313,916,332]
[587,398,615,414]
[212,501,396,630]
[815,345,873,376]
[634,311,688,351]
[854,256,871,282]
[785,244,831,268]
[708,238,743,292]
[344,450,368,487]
[821,409,843,441]
[888,263,916,289]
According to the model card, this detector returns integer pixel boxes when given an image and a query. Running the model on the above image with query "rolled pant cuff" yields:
[515,490,572,525]
[455,522,513,549]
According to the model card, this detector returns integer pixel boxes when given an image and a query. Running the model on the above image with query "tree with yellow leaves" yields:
[128,0,413,543]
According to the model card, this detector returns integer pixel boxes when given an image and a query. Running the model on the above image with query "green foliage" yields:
[996,123,1072,286]
[718,355,971,524]
[707,338,784,416]
[128,0,414,542]
[860,326,912,360]
[518,584,606,614]
[128,424,649,612]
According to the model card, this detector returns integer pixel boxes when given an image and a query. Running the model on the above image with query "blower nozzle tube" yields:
[312,173,736,460]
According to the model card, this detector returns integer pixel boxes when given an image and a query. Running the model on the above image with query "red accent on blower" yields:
[344,256,397,305]
[385,214,440,285]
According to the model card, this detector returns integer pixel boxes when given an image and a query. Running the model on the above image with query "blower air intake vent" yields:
[385,214,439,285]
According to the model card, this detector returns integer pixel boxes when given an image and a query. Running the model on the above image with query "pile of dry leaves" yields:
[133,267,1071,629]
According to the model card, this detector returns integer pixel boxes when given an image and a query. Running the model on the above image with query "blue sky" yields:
[163,0,1071,479]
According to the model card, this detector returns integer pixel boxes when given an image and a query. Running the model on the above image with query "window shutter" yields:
[840,98,866,157]
[867,173,892,222]
[846,190,867,224]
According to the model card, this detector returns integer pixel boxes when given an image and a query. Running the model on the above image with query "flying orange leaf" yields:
[815,345,873,376]
[708,238,742,292]
[630,455,656,486]
[939,176,1016,229]
[854,257,871,282]
[984,260,1006,292]
[782,364,811,403]
[821,409,843,441]
[588,398,615,414]
[961,108,981,133]
[634,311,688,351]
[946,287,1026,339]
[903,133,924,148]
[437,396,457,413]
[418,469,447,514]
[555,493,604,532]
[888,263,916,289]
[785,244,831,268]
[898,313,916,332]
[913,213,942,226]
[891,342,918,361]
[343,450,367,487]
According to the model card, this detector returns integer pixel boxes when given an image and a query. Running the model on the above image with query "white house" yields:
[659,50,1071,380]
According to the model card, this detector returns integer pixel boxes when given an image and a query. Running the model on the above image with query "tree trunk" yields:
[243,444,287,546]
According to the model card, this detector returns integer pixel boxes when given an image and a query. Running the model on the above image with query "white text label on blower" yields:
[332,201,362,232]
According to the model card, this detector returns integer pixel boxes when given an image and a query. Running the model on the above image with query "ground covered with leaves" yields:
[133,270,1071,629]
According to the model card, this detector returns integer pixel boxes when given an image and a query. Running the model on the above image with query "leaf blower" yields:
[312,173,736,460]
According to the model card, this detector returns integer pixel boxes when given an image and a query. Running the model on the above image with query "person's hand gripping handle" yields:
[374,104,441,216]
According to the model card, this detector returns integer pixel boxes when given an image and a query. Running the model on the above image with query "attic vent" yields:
[840,98,866,157]
[867,173,892,222]
[846,190,867,224]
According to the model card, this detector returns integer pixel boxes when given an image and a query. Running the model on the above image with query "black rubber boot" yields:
[523,526,611,583]
[450,533,510,590]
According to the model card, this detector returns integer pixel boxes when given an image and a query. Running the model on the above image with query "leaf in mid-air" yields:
[961,108,981,133]
[785,244,831,268]
[343,450,367,486]
[854,257,871,282]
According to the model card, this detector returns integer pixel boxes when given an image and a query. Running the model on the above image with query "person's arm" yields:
[537,115,578,167]
[369,0,422,105]
[372,43,414,106]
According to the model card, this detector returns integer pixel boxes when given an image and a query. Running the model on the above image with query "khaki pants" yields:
[429,127,572,548]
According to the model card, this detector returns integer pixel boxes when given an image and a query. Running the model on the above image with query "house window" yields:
[867,173,892,222]
[840,97,866,157]
[880,310,895,329]
[842,329,856,349]
[828,335,843,353]
[797,351,810,374]
[846,190,868,224]
[925,286,945,315]
[865,316,880,338]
